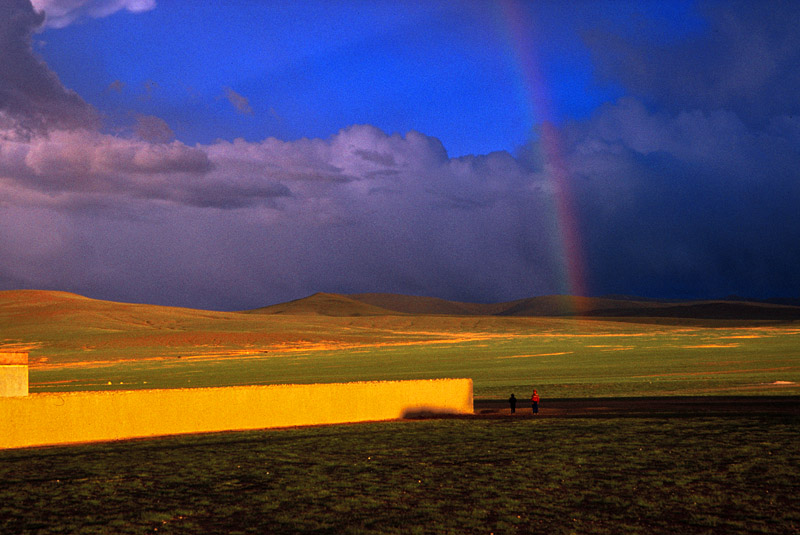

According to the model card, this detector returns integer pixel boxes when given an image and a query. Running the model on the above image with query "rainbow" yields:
[499,0,588,312]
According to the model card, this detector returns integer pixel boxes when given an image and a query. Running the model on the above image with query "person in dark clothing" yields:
[509,393,517,413]
[531,389,540,415]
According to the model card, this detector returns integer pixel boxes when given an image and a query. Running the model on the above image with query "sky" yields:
[1,0,799,310]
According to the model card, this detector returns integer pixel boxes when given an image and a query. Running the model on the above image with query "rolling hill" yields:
[3,289,799,398]
[0,289,224,333]
[245,292,399,317]
[4,289,800,323]
[584,300,800,321]
[346,293,800,321]
[345,293,670,317]
[347,293,488,315]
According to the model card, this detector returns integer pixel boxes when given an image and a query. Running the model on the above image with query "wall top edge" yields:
[13,378,472,399]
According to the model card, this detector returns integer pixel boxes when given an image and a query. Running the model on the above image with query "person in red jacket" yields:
[531,389,540,415]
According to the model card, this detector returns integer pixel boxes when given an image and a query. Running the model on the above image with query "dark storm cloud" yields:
[4,107,798,308]
[0,0,99,138]
[1,0,799,309]
[544,102,800,299]
[1,124,563,308]
[551,0,800,299]
[585,0,800,124]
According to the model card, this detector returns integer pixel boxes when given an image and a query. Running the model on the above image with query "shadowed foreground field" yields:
[1,411,798,534]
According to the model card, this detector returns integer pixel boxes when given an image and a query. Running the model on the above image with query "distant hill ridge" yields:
[244,292,399,317]
[347,293,800,320]
[2,289,800,321]
[249,292,800,320]
[346,293,677,317]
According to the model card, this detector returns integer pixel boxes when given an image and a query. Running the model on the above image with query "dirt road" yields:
[472,396,800,418]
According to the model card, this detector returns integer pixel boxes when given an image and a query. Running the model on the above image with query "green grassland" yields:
[3,291,799,534]
[1,290,799,398]
[26,323,800,399]
[2,415,798,534]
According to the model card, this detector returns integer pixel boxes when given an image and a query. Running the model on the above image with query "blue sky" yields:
[1,0,799,310]
[33,1,703,156]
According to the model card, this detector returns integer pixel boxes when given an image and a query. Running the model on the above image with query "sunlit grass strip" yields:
[25,320,800,399]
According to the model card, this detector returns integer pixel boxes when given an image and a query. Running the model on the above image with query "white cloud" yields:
[30,0,156,28]
[223,87,253,115]
[134,114,174,143]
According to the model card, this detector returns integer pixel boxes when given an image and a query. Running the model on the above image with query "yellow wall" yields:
[0,367,28,398]
[0,378,472,449]
[0,352,28,397]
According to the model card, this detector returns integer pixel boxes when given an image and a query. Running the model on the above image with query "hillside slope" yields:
[0,290,295,363]
[3,289,799,374]
[0,290,225,332]
[245,292,400,316]
[5,290,798,323]
[493,295,666,316]
[349,293,668,317]
[349,293,487,315]
[348,293,800,320]
[585,300,800,320]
